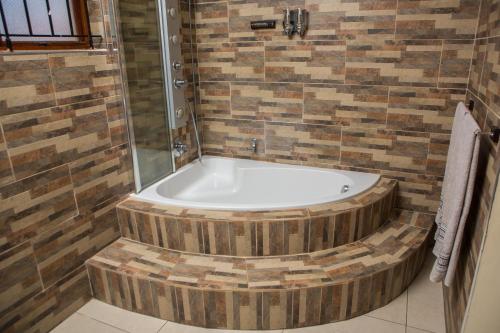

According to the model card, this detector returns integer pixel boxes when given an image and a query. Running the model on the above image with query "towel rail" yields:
[468,100,500,143]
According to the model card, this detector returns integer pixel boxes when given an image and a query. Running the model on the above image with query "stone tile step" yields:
[86,210,433,330]
[116,178,398,256]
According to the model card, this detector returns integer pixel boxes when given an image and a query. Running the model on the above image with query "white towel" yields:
[430,102,481,286]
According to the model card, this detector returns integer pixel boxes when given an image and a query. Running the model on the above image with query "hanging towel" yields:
[430,102,481,286]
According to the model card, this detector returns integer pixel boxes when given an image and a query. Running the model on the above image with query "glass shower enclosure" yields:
[113,0,192,191]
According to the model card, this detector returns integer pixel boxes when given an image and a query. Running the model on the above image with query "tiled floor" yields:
[51,255,445,333]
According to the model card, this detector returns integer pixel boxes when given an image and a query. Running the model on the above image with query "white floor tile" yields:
[159,322,281,333]
[51,313,126,333]
[366,290,408,325]
[407,326,435,333]
[407,256,446,333]
[77,299,166,333]
[284,316,405,333]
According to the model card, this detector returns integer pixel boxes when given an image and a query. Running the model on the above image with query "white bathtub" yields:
[134,156,380,211]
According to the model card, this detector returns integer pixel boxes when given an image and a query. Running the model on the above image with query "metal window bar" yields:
[0,0,101,51]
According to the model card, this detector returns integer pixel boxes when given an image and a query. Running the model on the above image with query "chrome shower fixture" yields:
[282,7,308,38]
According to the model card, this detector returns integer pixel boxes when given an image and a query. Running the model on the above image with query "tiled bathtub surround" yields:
[117,178,396,256]
[0,1,134,332]
[195,0,482,214]
[86,210,433,330]
[443,1,500,333]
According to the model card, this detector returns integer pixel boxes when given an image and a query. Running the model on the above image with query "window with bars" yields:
[0,0,99,51]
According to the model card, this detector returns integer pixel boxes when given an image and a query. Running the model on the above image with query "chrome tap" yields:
[248,138,257,153]
[173,138,188,156]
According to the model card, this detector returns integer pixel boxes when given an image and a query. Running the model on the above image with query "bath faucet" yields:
[173,139,188,156]
[248,138,257,153]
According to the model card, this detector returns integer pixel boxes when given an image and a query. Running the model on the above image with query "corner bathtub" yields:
[134,156,380,211]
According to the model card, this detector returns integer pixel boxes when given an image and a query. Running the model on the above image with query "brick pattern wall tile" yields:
[346,40,442,87]
[0,1,137,332]
[231,82,303,121]
[0,242,42,319]
[2,99,111,179]
[0,54,56,116]
[478,37,500,111]
[265,41,346,83]
[304,84,388,127]
[387,87,465,134]
[198,42,265,82]
[195,2,229,43]
[195,0,482,216]
[199,82,231,118]
[341,129,430,174]
[0,165,77,252]
[439,40,475,89]
[265,122,341,166]
[476,0,500,38]
[0,127,13,186]
[396,0,480,39]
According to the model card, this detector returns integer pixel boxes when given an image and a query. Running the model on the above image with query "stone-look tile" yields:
[2,99,111,179]
[381,170,441,214]
[265,122,341,166]
[86,211,431,329]
[478,37,500,111]
[0,165,77,252]
[228,0,304,42]
[265,41,346,83]
[0,54,56,116]
[0,126,14,186]
[341,128,430,174]
[427,134,450,177]
[49,51,119,105]
[69,144,133,216]
[346,39,442,87]
[1,265,91,333]
[88,266,155,317]
[387,87,465,134]
[33,203,120,288]
[468,39,488,97]
[202,118,265,157]
[105,96,128,146]
[466,91,488,131]
[198,42,265,82]
[195,2,229,43]
[305,0,398,41]
[231,82,303,122]
[476,0,500,38]
[198,82,231,118]
[78,299,166,333]
[0,242,42,319]
[304,84,388,127]
[439,40,475,89]
[395,0,480,39]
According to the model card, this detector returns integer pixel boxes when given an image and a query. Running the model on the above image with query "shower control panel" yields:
[159,0,188,129]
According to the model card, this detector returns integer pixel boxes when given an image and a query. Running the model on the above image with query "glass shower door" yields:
[114,0,174,191]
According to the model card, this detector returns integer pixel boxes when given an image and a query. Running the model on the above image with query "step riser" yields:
[117,182,396,256]
[87,241,428,330]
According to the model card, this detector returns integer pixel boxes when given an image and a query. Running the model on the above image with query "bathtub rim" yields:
[131,156,382,212]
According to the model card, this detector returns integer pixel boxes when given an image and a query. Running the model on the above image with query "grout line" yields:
[76,312,130,333]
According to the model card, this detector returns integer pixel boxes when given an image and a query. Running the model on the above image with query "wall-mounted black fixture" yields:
[283,8,308,38]
[468,100,500,143]
[250,20,276,30]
